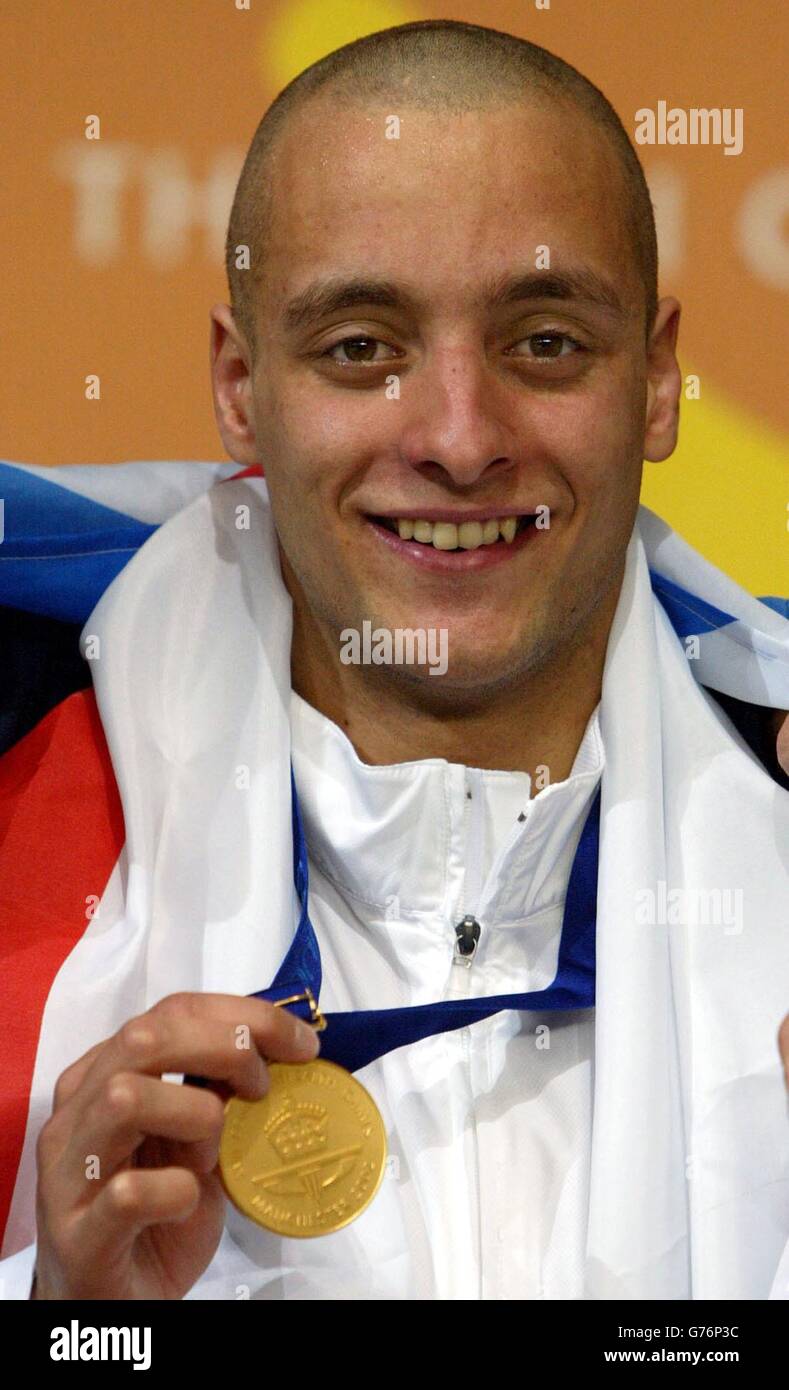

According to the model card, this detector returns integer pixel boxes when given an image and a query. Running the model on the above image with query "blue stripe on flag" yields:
[759,596,789,620]
[0,461,156,622]
[649,569,737,638]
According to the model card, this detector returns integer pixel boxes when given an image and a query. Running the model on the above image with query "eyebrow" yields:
[281,266,626,333]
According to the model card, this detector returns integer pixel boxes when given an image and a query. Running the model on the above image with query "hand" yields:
[31,993,319,1300]
[780,1015,789,1092]
[775,711,789,775]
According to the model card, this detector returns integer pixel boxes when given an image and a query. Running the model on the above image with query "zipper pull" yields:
[453,914,481,969]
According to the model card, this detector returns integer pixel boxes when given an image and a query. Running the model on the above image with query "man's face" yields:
[229,96,677,696]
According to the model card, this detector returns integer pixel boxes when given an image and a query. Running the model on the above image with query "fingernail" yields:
[295,1022,321,1058]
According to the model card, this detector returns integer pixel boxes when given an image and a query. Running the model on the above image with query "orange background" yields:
[2,0,786,591]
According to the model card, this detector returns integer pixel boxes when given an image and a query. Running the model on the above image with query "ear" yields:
[643,296,682,463]
[209,303,261,467]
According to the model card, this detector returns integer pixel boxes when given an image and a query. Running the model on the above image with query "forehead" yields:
[262,95,640,314]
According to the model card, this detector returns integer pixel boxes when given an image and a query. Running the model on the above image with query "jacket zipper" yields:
[451,766,484,1296]
[448,767,484,996]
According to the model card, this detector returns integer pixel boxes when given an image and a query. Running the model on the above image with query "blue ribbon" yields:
[248,767,600,1073]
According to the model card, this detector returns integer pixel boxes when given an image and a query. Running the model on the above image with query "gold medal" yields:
[219,993,387,1237]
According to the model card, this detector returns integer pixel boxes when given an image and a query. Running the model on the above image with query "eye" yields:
[324,336,397,366]
[511,332,584,360]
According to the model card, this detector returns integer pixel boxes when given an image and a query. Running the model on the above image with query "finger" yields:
[71,1167,203,1290]
[53,1074,227,1207]
[53,1040,110,1111]
[81,993,319,1101]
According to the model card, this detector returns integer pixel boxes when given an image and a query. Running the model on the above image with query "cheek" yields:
[265,385,373,507]
[529,366,645,499]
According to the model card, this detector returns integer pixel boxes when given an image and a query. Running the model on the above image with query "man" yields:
[1,19,788,1300]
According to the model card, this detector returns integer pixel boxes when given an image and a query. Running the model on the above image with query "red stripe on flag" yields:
[219,463,264,482]
[0,689,125,1248]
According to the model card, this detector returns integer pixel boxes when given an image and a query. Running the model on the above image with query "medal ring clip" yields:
[273,986,327,1032]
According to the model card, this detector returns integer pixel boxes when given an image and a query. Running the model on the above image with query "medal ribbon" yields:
[250,767,599,1074]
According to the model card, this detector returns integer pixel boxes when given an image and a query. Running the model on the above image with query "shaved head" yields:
[225,19,658,352]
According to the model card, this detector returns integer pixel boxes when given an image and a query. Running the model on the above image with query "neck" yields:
[289,580,622,788]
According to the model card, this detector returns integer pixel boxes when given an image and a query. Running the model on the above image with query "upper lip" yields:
[366,508,539,523]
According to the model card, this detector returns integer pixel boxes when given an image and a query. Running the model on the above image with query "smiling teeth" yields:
[396,517,519,549]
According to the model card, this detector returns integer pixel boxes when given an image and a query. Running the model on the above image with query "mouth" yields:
[362,511,544,571]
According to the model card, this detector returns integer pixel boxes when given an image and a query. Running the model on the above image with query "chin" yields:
[392,645,533,699]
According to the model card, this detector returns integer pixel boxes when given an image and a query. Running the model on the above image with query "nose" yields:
[397,345,517,488]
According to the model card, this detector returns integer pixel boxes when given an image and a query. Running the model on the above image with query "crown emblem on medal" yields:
[264,1099,329,1162]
